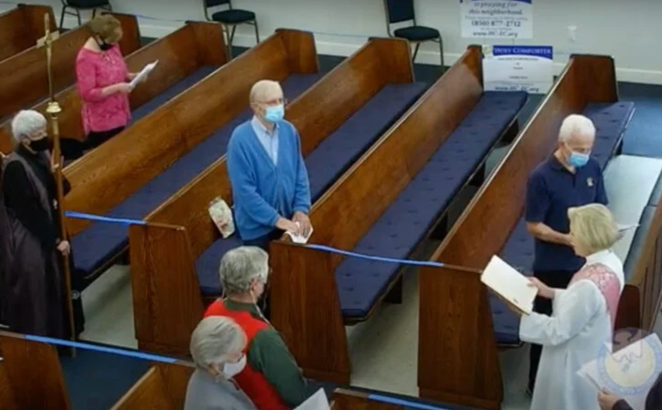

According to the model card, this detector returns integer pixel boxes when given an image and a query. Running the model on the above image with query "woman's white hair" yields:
[11,110,47,142]
[190,316,246,369]
[558,114,595,142]
[568,203,619,255]
[219,246,269,295]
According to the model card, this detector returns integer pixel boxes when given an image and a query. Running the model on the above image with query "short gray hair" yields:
[11,110,47,142]
[558,114,595,142]
[190,316,246,369]
[249,80,282,104]
[569,203,619,254]
[220,246,269,295]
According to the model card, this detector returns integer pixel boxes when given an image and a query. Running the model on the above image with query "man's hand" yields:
[56,240,71,257]
[292,211,312,238]
[597,390,622,410]
[276,217,301,236]
[528,277,555,299]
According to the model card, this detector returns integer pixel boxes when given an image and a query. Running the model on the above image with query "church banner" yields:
[482,45,553,94]
[461,0,533,39]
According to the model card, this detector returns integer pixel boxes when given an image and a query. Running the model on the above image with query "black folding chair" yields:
[60,0,112,28]
[203,0,259,59]
[383,0,444,70]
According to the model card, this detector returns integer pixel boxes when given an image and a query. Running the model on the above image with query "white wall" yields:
[2,0,659,84]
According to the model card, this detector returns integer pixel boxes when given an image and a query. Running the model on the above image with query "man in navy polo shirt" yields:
[525,114,608,394]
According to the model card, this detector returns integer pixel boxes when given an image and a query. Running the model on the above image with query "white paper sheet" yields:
[294,389,329,410]
[577,334,662,410]
[130,60,158,88]
[481,255,537,315]
[285,222,313,244]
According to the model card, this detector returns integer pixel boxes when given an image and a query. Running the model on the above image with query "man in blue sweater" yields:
[227,80,312,250]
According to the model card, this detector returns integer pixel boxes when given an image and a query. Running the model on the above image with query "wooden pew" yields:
[0,4,56,62]
[0,332,71,410]
[416,55,625,410]
[0,20,226,154]
[128,37,418,356]
[267,46,525,384]
[0,13,140,123]
[332,389,406,409]
[110,362,194,410]
[62,29,319,283]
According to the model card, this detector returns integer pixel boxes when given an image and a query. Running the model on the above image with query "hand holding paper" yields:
[481,255,538,315]
[130,60,158,88]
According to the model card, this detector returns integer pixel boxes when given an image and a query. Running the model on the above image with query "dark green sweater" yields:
[225,300,308,407]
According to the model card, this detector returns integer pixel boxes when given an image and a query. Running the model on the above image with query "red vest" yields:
[204,300,290,410]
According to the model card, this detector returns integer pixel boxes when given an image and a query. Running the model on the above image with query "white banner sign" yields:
[461,0,533,39]
[483,45,553,94]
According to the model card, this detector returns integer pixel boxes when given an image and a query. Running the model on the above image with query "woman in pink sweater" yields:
[75,15,137,149]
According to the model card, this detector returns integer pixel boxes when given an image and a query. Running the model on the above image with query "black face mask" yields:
[96,37,113,51]
[29,138,50,152]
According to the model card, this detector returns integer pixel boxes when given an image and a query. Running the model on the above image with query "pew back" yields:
[417,55,619,410]
[332,389,404,410]
[0,5,56,62]
[64,29,317,236]
[110,363,194,410]
[0,21,226,153]
[0,333,71,410]
[0,13,141,122]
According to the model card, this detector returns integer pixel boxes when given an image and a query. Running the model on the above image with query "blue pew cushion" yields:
[495,100,635,344]
[336,91,527,318]
[196,82,429,296]
[71,74,322,279]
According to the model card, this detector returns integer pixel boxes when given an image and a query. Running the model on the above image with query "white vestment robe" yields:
[520,249,625,410]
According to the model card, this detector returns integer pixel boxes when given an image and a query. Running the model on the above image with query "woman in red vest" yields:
[205,246,309,410]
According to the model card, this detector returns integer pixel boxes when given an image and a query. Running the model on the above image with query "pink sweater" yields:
[75,44,131,135]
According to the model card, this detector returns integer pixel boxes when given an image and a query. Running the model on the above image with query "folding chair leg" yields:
[59,6,67,28]
[438,37,445,72]
[223,26,233,59]
[76,9,82,26]
[92,8,97,18]
[253,20,260,44]
[229,25,237,45]
[412,42,421,62]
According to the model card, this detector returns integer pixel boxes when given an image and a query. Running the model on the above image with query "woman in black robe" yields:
[0,110,83,338]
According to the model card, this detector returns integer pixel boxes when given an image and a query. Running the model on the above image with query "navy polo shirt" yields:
[525,156,608,272]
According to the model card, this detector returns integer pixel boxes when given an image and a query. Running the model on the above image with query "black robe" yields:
[0,146,81,338]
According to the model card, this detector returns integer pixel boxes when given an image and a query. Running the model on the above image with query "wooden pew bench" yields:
[0,4,56,62]
[129,37,426,355]
[0,20,226,154]
[416,54,637,410]
[268,46,527,384]
[0,13,140,123]
[110,362,193,410]
[63,29,321,286]
[494,101,635,345]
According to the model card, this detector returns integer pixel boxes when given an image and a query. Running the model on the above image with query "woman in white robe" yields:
[518,203,624,410]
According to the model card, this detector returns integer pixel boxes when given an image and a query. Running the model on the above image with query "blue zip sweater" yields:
[227,119,311,241]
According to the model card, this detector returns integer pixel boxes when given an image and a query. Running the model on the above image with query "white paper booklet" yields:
[481,255,537,315]
[285,222,313,244]
[294,389,329,410]
[578,333,662,410]
[130,60,158,87]
[208,197,235,238]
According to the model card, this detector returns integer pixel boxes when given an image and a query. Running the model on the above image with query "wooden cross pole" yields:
[44,13,76,356]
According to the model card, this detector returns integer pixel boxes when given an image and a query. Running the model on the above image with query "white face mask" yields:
[222,355,247,378]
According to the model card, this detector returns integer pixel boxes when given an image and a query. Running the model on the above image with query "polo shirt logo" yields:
[587,177,594,187]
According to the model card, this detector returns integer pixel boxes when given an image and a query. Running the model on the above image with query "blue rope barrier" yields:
[368,394,450,410]
[65,211,147,226]
[24,334,178,364]
[307,244,445,268]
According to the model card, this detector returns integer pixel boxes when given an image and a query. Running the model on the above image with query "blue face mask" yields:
[264,104,285,123]
[568,151,590,168]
